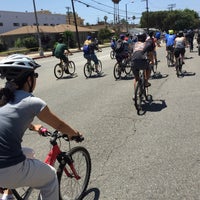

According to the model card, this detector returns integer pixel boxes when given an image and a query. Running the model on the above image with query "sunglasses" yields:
[33,73,39,78]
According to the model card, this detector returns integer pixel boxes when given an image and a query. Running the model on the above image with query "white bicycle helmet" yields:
[0,54,40,80]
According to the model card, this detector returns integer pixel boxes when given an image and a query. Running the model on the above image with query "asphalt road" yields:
[2,43,200,200]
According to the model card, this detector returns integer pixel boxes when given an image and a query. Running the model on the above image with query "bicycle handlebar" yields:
[38,127,84,143]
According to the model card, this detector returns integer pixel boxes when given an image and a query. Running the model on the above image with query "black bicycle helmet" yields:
[177,31,184,37]
[137,32,147,42]
[0,54,40,80]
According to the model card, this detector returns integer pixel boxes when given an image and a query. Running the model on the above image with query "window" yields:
[13,23,20,26]
[0,22,3,26]
[22,23,28,26]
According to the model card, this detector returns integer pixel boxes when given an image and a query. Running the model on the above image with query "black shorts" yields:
[174,48,185,58]
[166,45,174,52]
[131,59,150,77]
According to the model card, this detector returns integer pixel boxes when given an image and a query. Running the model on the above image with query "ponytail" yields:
[0,81,16,106]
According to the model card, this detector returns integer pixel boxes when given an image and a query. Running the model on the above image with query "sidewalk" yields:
[0,43,109,60]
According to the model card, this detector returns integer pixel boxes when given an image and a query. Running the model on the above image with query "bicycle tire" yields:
[110,50,115,59]
[113,62,121,80]
[124,59,132,75]
[134,82,142,112]
[83,62,92,78]
[97,60,102,73]
[58,146,91,200]
[198,45,200,56]
[166,52,171,67]
[68,61,76,75]
[54,63,64,79]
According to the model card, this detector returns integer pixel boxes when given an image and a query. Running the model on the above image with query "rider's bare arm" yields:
[36,105,81,139]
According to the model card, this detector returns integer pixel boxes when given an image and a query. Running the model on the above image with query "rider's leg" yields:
[1,147,36,200]
[91,54,99,72]
[0,159,59,200]
[144,68,151,87]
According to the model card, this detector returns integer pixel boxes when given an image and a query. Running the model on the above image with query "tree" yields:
[98,28,112,43]
[140,9,200,31]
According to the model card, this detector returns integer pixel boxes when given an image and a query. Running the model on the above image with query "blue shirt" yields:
[165,34,176,46]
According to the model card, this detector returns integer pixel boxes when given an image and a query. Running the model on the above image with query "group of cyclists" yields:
[0,27,199,199]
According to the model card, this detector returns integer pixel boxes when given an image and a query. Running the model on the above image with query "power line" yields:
[74,0,141,20]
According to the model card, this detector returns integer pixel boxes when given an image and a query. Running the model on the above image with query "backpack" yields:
[114,39,124,53]
[83,44,90,54]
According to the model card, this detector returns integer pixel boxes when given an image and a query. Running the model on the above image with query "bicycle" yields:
[133,60,152,114]
[166,48,174,67]
[54,56,76,79]
[4,128,91,200]
[110,49,116,59]
[83,59,102,78]
[175,53,183,77]
[113,56,132,80]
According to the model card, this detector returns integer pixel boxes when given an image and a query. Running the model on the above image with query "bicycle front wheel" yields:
[110,50,115,59]
[58,147,91,200]
[68,61,76,75]
[83,63,92,78]
[54,63,64,79]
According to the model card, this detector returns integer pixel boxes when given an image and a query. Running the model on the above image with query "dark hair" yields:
[58,38,63,43]
[0,71,34,106]
[0,82,15,106]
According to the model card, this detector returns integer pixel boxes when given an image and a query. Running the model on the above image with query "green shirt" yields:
[54,43,67,57]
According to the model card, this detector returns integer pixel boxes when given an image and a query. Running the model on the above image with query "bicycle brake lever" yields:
[71,135,84,142]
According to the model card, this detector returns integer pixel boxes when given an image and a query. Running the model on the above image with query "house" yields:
[0,24,98,48]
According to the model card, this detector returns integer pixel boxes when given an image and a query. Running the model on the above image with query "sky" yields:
[1,0,200,25]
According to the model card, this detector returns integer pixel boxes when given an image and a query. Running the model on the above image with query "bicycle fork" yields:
[57,152,81,180]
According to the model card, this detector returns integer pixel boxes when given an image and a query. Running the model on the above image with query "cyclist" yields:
[115,34,129,63]
[131,32,152,91]
[54,37,73,73]
[174,31,186,74]
[186,29,194,51]
[0,54,81,200]
[145,30,156,73]
[83,35,100,73]
[110,37,117,51]
[165,29,176,65]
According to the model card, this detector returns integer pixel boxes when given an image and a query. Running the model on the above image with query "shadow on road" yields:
[137,99,167,116]
[81,188,100,200]
[144,99,167,113]
[151,72,169,79]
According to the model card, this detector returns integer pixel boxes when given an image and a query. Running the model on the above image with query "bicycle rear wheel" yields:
[124,59,132,75]
[134,82,142,112]
[58,147,91,200]
[113,62,121,80]
[166,52,171,67]
[68,61,76,75]
[54,63,64,79]
[83,63,92,78]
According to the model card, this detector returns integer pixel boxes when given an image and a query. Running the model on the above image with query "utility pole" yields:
[32,0,44,56]
[142,0,149,33]
[168,4,176,11]
[71,0,81,50]
[66,6,71,24]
